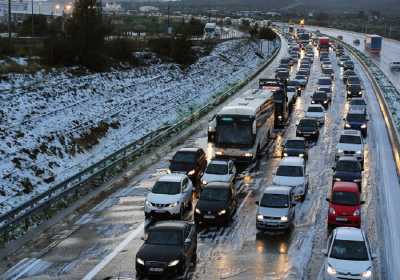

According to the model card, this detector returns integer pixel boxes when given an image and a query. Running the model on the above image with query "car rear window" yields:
[318,79,332,85]
[332,191,359,205]
[173,152,197,163]
[308,106,323,113]
[276,165,303,177]
[206,163,228,175]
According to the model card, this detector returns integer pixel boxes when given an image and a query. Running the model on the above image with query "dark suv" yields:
[136,221,197,279]
[296,118,320,141]
[347,84,363,99]
[281,137,308,159]
[344,109,368,137]
[332,157,363,191]
[311,91,330,108]
[194,182,237,226]
[169,148,207,189]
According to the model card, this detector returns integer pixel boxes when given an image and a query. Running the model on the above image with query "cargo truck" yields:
[318,37,330,52]
[365,34,382,53]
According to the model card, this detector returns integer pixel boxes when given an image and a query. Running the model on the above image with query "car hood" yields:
[331,203,359,216]
[334,171,361,180]
[273,176,304,187]
[197,199,228,212]
[147,193,181,204]
[336,143,361,153]
[202,173,230,184]
[169,162,195,173]
[258,206,289,218]
[137,244,183,263]
[327,258,371,276]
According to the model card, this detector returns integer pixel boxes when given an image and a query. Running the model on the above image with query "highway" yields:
[1,32,399,280]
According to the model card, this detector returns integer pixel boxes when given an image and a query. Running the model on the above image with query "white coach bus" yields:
[208,88,275,166]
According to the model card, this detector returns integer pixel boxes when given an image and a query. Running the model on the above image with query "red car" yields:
[326,182,365,230]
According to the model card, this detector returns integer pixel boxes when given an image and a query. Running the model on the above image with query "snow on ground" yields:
[0,39,278,215]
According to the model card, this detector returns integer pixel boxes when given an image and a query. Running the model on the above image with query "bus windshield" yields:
[216,116,254,147]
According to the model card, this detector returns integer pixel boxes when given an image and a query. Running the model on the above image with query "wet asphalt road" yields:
[1,37,391,280]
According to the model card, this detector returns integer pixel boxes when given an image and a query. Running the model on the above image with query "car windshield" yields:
[330,240,369,261]
[336,160,361,172]
[276,165,303,177]
[146,229,181,246]
[260,193,289,208]
[200,187,229,202]
[308,107,323,113]
[152,181,181,195]
[285,140,305,149]
[347,77,360,84]
[350,99,366,106]
[344,71,355,76]
[173,152,197,163]
[216,116,254,147]
[332,191,359,206]
[296,75,306,80]
[206,163,228,175]
[340,135,361,144]
[313,92,327,99]
[349,85,362,91]
[347,114,366,122]
[318,79,331,85]
[299,119,318,128]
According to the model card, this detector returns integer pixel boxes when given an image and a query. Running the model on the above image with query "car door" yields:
[228,161,235,183]
[181,178,192,205]
[183,225,195,266]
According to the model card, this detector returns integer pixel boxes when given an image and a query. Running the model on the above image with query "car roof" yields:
[204,182,231,189]
[341,130,362,137]
[279,156,304,166]
[286,137,305,142]
[348,107,366,114]
[159,173,186,182]
[350,97,365,102]
[333,182,360,192]
[300,118,319,123]
[308,104,324,109]
[334,227,365,241]
[149,220,188,231]
[208,159,229,165]
[263,185,292,195]
[178,147,201,153]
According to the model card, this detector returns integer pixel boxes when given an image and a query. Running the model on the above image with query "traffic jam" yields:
[134,28,377,280]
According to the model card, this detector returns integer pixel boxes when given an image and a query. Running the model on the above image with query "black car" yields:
[169,148,207,189]
[344,109,368,137]
[346,76,361,90]
[296,118,320,141]
[343,70,356,83]
[136,221,197,279]
[287,80,302,95]
[311,91,330,108]
[343,60,355,71]
[332,157,362,191]
[347,84,363,99]
[194,182,237,225]
[275,70,290,82]
[281,137,308,159]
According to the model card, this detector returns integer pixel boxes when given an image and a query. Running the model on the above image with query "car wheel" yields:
[192,251,197,264]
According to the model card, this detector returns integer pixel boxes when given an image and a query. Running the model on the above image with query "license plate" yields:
[336,217,347,222]
[149,267,164,272]
[204,215,215,219]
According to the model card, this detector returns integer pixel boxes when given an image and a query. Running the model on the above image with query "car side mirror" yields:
[360,201,365,205]
[321,249,328,256]
[326,198,330,202]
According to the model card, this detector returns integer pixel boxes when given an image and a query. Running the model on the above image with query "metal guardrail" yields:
[329,36,400,175]
[0,37,282,243]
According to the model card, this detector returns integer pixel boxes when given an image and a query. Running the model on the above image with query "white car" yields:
[323,227,375,280]
[201,159,236,186]
[389,61,400,71]
[144,173,193,219]
[272,157,308,201]
[336,130,364,164]
[305,104,325,125]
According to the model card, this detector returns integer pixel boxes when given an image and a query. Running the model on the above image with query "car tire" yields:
[192,251,197,264]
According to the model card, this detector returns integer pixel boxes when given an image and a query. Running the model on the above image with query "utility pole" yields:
[8,0,11,40]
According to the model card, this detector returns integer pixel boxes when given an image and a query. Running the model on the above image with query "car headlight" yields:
[299,153,304,158]
[218,209,226,215]
[145,200,152,207]
[188,169,195,176]
[334,177,341,182]
[354,179,361,183]
[337,149,344,153]
[244,153,253,157]
[356,150,362,154]
[311,100,315,104]
[202,179,208,185]
[195,208,201,214]
[215,151,223,156]
[137,257,145,265]
[257,214,264,221]
[168,259,180,267]
[283,152,288,157]
[353,209,360,216]
[329,207,336,215]
[323,100,328,104]
[361,269,372,278]
[327,264,337,276]
[361,124,367,129]
[278,115,283,120]
[169,202,179,208]
[345,123,351,128]
[281,216,288,222]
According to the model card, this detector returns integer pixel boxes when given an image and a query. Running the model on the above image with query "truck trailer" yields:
[365,34,382,53]
[318,37,330,52]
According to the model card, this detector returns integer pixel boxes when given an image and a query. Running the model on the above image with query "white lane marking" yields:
[81,222,145,280]
[10,258,41,280]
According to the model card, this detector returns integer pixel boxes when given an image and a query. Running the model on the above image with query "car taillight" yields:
[329,207,336,215]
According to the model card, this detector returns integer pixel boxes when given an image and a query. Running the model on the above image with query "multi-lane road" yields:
[1,32,400,280]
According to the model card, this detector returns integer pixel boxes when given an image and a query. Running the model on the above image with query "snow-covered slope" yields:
[0,39,277,215]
